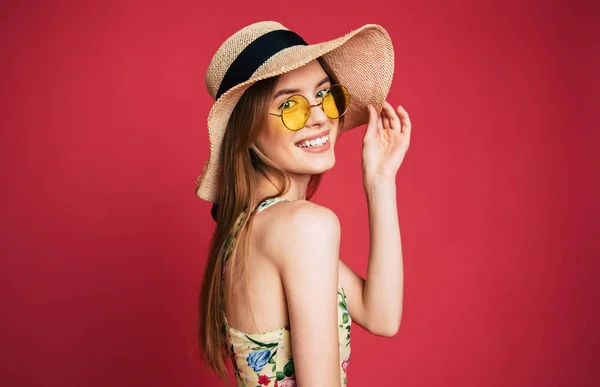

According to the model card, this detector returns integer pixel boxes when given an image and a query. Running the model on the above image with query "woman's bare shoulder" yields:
[257,199,339,234]
[253,199,340,266]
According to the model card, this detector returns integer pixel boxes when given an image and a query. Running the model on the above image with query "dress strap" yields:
[253,196,290,215]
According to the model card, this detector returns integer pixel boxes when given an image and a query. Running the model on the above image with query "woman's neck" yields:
[255,170,311,201]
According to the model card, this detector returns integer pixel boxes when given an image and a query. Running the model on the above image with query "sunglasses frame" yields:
[268,84,350,131]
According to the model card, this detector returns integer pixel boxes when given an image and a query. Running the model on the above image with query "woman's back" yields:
[223,197,293,334]
[222,197,352,386]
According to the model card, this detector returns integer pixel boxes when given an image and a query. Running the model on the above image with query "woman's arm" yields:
[270,200,342,386]
[339,103,411,337]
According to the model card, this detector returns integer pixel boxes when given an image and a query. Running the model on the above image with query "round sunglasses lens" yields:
[322,85,350,119]
[282,95,310,130]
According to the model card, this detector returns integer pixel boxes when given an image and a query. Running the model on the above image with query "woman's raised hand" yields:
[361,102,411,189]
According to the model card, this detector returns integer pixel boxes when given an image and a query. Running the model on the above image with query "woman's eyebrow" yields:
[315,76,331,88]
[272,87,300,101]
[272,77,331,101]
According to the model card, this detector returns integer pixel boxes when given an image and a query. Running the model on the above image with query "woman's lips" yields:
[294,130,330,145]
[295,133,329,149]
[295,133,331,153]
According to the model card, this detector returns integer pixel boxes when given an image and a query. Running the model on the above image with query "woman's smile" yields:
[294,130,331,152]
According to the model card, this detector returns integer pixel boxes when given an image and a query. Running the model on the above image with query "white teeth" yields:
[296,134,330,148]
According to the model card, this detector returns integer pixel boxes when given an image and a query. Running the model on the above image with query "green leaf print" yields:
[268,348,278,363]
[244,335,278,348]
[271,364,276,372]
[342,312,349,324]
[283,360,295,377]
[338,301,348,311]
[276,371,285,381]
[338,288,348,303]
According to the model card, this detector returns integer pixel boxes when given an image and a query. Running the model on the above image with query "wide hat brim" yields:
[196,24,395,203]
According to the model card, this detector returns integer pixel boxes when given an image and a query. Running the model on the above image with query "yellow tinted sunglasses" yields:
[269,84,350,131]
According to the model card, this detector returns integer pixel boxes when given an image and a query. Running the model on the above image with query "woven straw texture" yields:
[197,22,395,202]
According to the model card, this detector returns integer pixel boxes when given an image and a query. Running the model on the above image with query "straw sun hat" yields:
[195,21,395,203]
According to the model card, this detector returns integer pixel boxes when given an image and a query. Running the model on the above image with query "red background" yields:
[2,0,599,386]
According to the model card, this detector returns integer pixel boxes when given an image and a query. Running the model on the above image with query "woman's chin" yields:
[299,157,336,175]
[282,146,336,175]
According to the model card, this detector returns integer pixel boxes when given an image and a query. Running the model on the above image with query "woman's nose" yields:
[305,103,328,128]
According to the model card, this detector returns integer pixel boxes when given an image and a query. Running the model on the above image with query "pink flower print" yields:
[341,357,350,373]
[278,377,297,387]
[258,375,271,385]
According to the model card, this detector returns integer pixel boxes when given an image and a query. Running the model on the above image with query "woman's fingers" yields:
[365,103,409,142]
[382,101,400,130]
[363,104,378,140]
[382,104,391,130]
[396,105,411,142]
[383,114,390,130]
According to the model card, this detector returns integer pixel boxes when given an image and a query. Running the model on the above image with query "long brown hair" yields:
[198,58,340,382]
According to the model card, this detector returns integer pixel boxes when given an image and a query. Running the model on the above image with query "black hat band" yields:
[215,29,308,100]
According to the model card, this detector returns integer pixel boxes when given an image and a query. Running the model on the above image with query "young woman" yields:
[196,21,411,386]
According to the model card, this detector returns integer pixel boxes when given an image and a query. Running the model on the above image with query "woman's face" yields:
[254,60,339,177]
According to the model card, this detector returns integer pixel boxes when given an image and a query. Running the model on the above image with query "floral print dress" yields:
[221,197,352,387]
